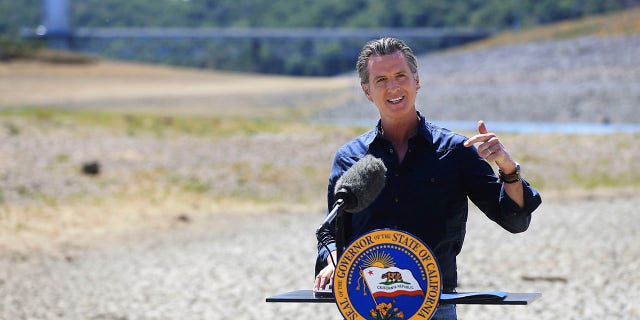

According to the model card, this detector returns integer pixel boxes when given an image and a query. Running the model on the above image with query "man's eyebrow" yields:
[372,70,408,82]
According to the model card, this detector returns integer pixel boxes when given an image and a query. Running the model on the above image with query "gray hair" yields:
[356,37,418,84]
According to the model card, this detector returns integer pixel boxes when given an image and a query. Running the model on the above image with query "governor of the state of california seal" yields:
[333,229,441,320]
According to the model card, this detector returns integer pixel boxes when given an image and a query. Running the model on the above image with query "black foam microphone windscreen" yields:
[334,154,387,213]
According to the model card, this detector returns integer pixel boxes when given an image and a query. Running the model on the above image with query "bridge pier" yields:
[40,0,72,49]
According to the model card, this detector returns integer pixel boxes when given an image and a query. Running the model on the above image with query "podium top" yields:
[266,290,541,305]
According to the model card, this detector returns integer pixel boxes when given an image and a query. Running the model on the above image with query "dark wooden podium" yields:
[266,290,541,305]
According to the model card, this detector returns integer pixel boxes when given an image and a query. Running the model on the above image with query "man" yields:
[313,38,542,320]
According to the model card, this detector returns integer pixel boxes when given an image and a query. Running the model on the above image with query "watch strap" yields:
[499,163,521,184]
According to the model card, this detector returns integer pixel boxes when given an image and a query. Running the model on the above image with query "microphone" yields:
[317,154,387,230]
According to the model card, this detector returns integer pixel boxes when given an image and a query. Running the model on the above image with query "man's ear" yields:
[361,83,373,102]
[415,74,421,91]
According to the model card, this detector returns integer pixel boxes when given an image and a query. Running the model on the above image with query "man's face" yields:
[361,51,420,119]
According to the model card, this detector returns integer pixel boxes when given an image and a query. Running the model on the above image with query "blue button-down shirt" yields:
[316,113,542,290]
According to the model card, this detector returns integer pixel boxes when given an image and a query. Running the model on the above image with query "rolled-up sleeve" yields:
[496,178,542,233]
[463,145,542,233]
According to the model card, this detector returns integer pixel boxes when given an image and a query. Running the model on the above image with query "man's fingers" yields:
[477,120,488,134]
[315,275,330,290]
[314,275,325,290]
[463,135,477,147]
[464,120,489,147]
[314,264,335,290]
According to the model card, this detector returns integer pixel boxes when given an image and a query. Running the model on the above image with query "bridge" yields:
[26,0,492,42]
[23,0,493,75]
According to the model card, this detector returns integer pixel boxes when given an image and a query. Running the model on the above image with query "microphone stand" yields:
[332,188,354,259]
[316,188,356,270]
[335,207,352,260]
[315,196,352,267]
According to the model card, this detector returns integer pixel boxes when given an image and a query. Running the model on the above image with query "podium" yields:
[266,290,541,305]
[296,229,540,318]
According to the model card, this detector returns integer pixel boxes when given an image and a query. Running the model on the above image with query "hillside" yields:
[0,59,351,118]
[318,35,640,124]
[316,9,640,125]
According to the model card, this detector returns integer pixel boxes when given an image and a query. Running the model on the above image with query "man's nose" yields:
[386,78,400,90]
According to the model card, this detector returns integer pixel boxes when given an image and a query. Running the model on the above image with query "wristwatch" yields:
[498,163,521,184]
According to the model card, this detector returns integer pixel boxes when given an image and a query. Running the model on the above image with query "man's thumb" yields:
[477,120,488,134]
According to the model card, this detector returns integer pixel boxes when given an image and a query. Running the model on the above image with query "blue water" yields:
[435,120,640,134]
[318,118,640,134]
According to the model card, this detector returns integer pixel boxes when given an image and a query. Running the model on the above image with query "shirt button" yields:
[394,197,399,203]
[389,148,394,154]
[395,173,400,177]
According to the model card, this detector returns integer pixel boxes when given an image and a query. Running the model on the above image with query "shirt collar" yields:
[416,111,434,143]
[369,111,434,147]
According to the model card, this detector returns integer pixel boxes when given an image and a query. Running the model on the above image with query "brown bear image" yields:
[381,271,403,283]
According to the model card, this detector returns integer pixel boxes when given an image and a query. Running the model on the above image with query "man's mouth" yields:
[388,96,404,104]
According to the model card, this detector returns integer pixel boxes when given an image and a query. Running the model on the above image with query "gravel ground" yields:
[0,123,339,207]
[1,196,638,320]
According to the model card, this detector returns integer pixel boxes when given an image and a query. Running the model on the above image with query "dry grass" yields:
[494,132,640,197]
[0,59,352,118]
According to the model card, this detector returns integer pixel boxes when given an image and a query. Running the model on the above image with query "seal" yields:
[333,229,441,320]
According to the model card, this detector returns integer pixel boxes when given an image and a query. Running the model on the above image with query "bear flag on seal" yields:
[362,266,424,298]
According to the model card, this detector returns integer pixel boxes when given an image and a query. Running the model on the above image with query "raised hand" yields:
[464,120,515,171]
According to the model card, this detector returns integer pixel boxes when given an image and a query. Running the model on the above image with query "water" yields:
[435,120,640,134]
[317,118,640,134]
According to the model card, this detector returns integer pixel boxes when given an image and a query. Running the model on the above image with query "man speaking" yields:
[314,38,542,320]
